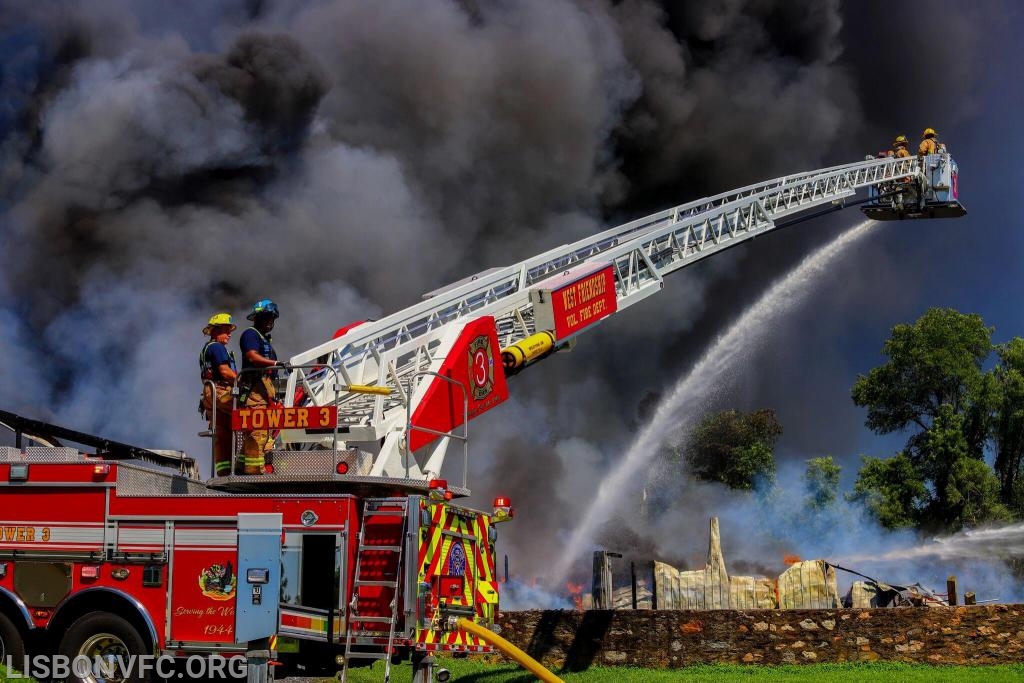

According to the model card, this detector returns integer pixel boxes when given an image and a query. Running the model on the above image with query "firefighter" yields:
[893,135,911,158]
[238,299,287,475]
[919,127,940,156]
[200,313,238,477]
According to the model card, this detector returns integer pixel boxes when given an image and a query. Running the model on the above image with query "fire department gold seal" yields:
[199,562,237,601]
[468,335,494,400]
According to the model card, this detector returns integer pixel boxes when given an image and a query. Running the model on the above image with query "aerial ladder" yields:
[280,152,964,483]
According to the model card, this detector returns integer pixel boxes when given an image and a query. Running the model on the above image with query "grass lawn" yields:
[340,660,1024,682]
[5,660,1023,682]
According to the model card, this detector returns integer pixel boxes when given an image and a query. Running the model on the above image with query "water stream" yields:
[836,523,1024,565]
[551,219,878,585]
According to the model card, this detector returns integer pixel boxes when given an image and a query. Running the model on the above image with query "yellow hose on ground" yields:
[455,617,564,683]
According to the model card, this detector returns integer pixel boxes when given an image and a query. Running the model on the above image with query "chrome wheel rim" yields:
[76,632,130,683]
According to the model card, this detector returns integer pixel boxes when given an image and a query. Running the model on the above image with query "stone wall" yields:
[495,606,1024,669]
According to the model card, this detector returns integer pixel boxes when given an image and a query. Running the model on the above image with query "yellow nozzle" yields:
[344,384,392,396]
[455,617,564,683]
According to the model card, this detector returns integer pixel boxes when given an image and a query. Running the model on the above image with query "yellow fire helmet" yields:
[894,134,909,147]
[923,127,937,138]
[203,312,237,335]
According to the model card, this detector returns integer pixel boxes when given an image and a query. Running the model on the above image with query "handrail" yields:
[199,379,218,478]
[233,364,343,453]
[405,371,469,487]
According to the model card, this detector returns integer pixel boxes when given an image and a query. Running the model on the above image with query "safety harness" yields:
[199,341,236,383]
[238,327,277,405]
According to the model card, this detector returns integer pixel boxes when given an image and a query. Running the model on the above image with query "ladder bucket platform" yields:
[861,199,967,221]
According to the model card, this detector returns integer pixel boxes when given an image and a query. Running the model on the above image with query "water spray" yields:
[836,522,1024,565]
[551,219,879,585]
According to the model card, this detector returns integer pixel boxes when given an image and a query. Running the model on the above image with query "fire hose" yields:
[455,617,564,683]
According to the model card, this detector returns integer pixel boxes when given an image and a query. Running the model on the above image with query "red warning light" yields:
[428,479,448,490]
[264,464,275,475]
[336,462,349,475]
[493,496,512,508]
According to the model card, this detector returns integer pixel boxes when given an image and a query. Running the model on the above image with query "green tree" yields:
[849,453,928,530]
[993,338,1024,511]
[803,456,841,512]
[944,456,1011,528]
[850,308,1006,530]
[918,405,1009,528]
[685,409,781,490]
[851,307,994,457]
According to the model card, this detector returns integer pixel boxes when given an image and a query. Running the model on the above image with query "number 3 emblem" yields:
[467,336,494,400]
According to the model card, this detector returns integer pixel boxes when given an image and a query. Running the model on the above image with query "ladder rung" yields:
[347,650,390,658]
[344,498,409,681]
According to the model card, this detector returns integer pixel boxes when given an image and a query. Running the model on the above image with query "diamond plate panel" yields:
[266,449,371,477]
[115,463,210,496]
[0,447,22,462]
[23,447,82,462]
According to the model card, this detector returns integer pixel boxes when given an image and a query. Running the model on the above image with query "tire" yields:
[0,611,26,668]
[58,612,150,683]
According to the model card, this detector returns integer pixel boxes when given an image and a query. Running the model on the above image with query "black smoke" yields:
[0,0,1006,594]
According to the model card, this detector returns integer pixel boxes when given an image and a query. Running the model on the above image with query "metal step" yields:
[360,545,402,552]
[346,650,390,659]
[344,497,411,682]
[355,579,398,588]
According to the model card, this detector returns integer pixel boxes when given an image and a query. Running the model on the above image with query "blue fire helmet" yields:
[247,299,280,320]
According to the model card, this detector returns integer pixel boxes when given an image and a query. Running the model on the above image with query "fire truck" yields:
[0,152,964,682]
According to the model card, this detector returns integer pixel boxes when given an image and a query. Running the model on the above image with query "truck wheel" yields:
[58,612,150,683]
[0,611,26,665]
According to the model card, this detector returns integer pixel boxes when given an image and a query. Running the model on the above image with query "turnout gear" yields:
[240,375,277,474]
[919,127,940,155]
[247,299,280,320]
[893,135,911,160]
[239,325,279,472]
[199,322,238,477]
[238,303,283,475]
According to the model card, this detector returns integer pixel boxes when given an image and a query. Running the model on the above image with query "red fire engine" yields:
[0,411,510,682]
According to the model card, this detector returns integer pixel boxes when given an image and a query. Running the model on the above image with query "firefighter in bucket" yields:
[200,313,238,477]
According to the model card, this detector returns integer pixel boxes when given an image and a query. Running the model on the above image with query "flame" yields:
[566,581,585,611]
[783,554,802,565]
